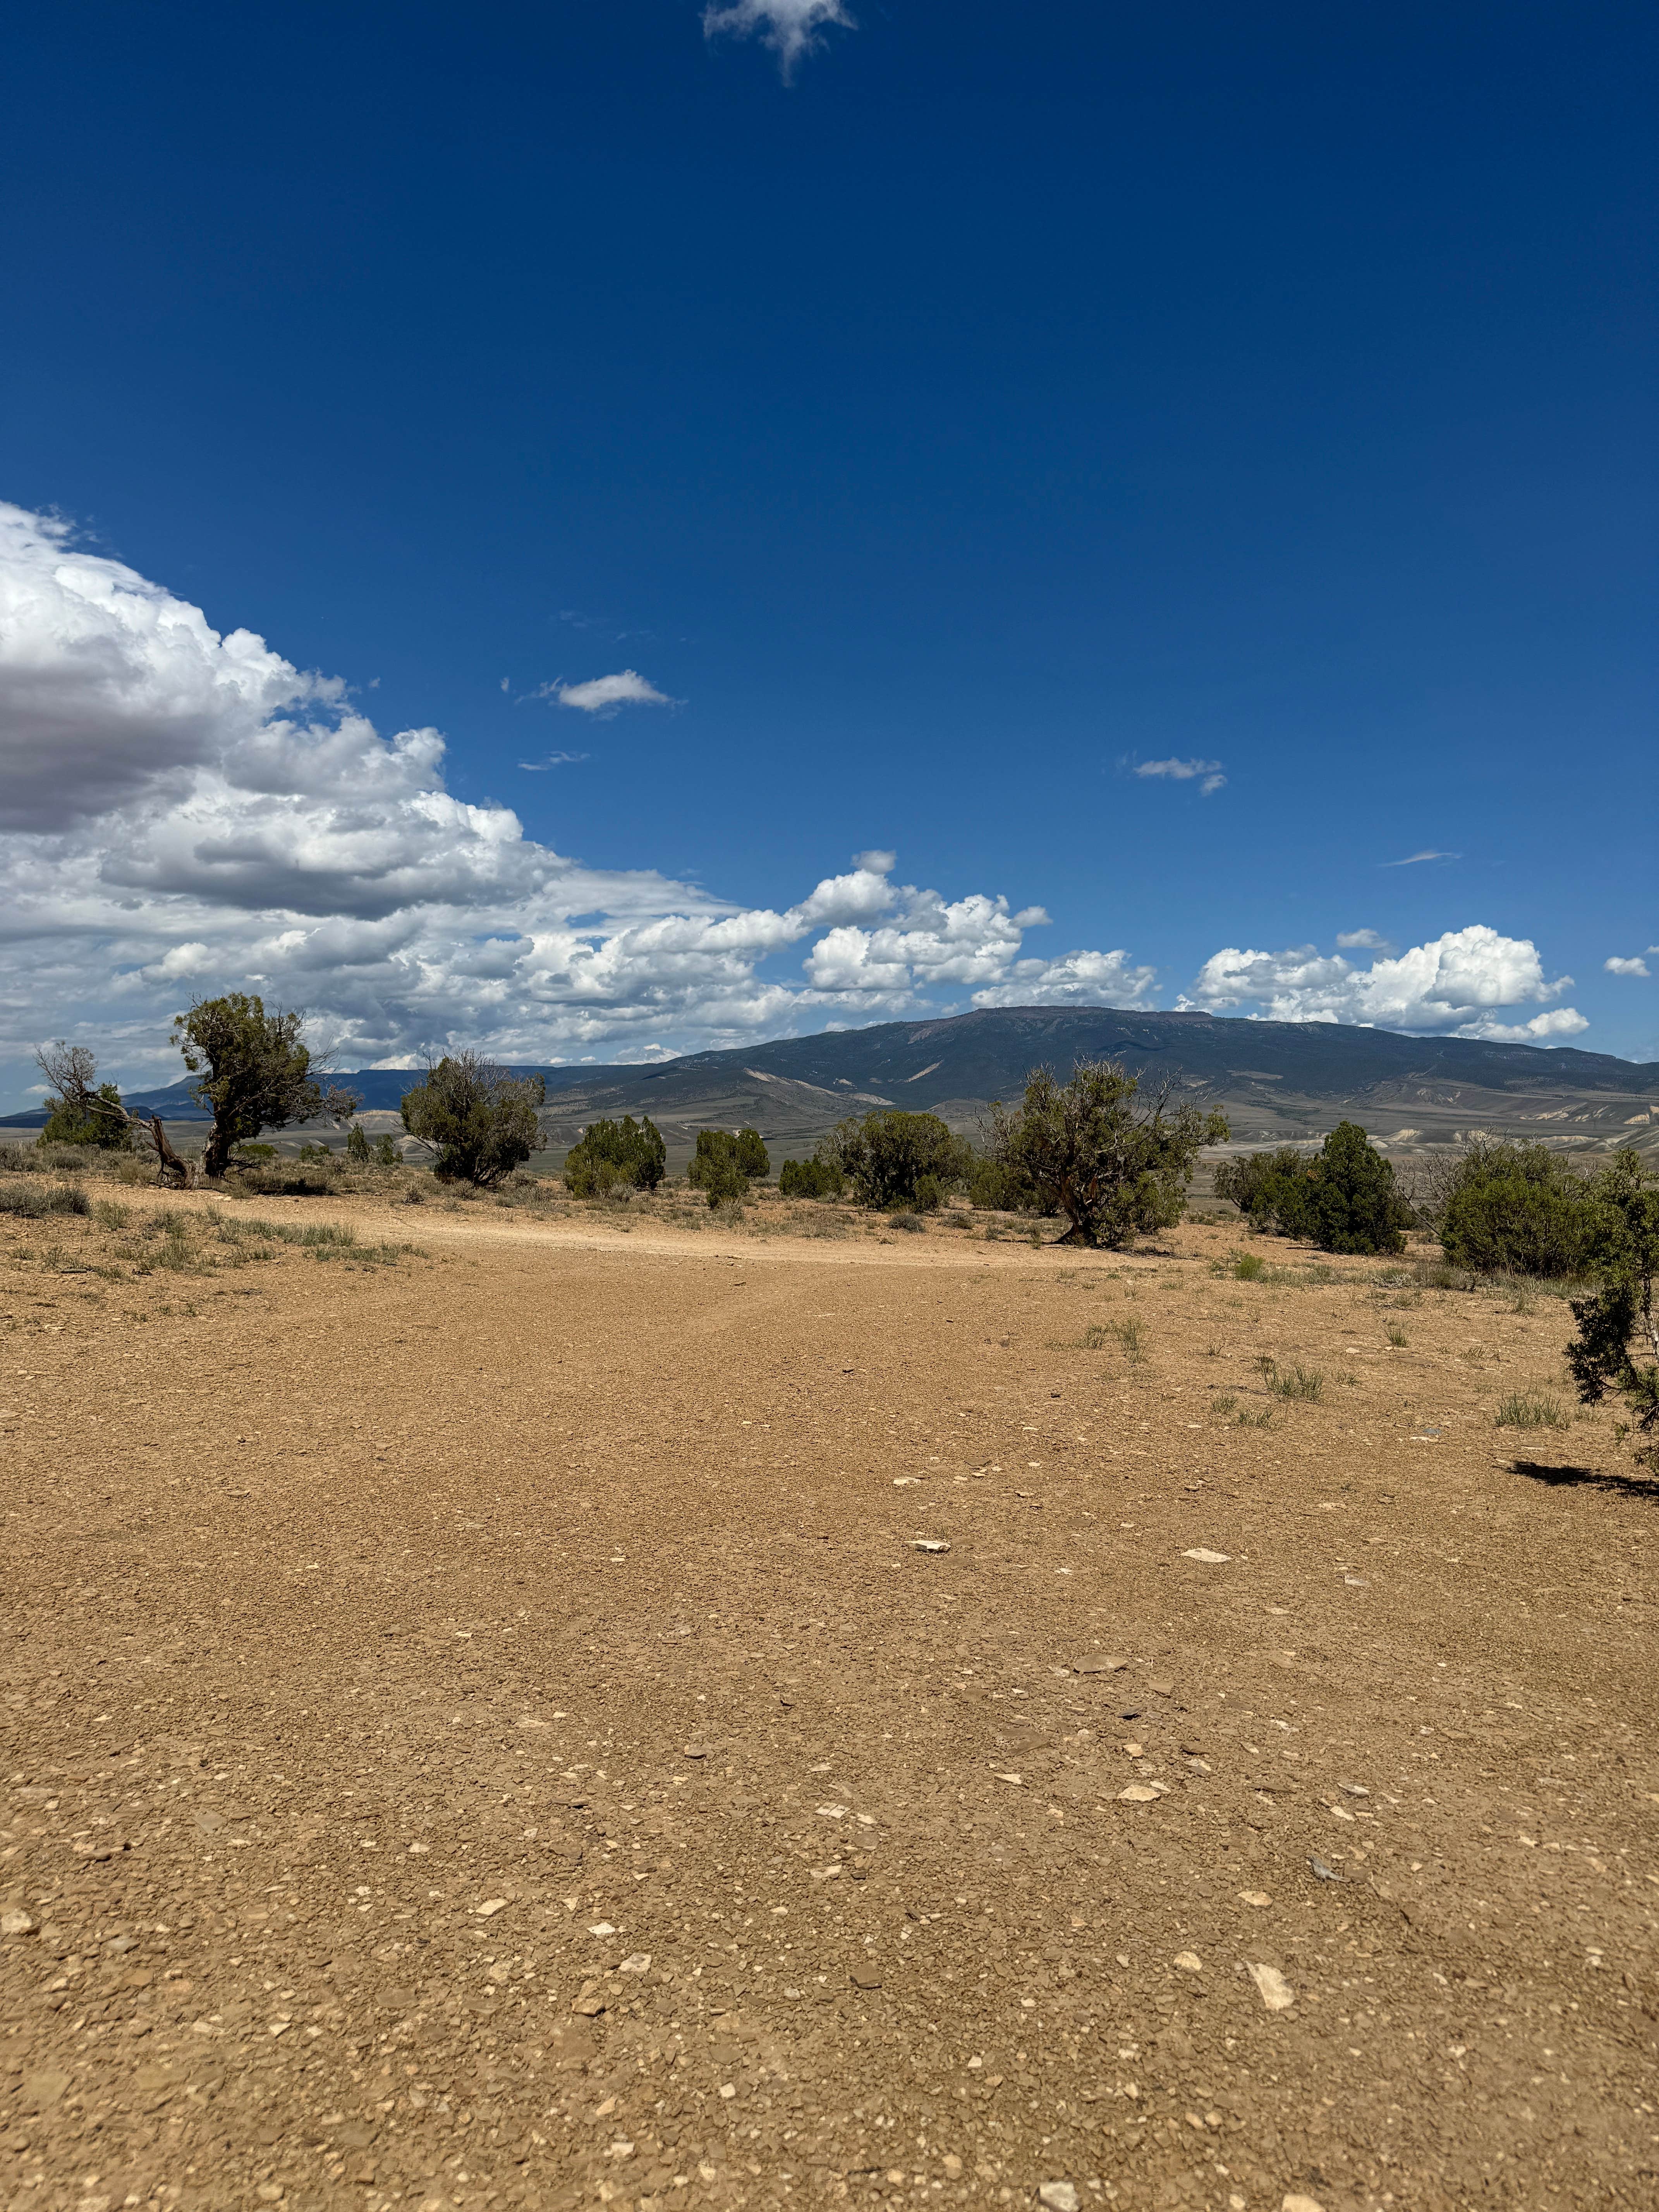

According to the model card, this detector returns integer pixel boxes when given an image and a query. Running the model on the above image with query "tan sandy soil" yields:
[2,1187,1657,2212]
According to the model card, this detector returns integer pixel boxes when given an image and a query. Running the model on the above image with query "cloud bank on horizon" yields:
[0,503,1593,1092]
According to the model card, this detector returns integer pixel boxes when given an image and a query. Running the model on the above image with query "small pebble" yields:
[1038,2185,1080,2212]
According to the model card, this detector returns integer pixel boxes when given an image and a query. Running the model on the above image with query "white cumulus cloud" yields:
[1335,927,1393,951]
[0,501,1152,1099]
[544,670,677,714]
[703,0,854,78]
[1134,757,1226,796]
[1605,955,1650,978]
[1180,924,1587,1042]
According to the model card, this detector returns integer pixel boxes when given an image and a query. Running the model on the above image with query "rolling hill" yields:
[10,1006,1656,1161]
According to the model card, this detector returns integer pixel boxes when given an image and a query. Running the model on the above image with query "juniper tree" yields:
[400,1053,545,1187]
[988,1058,1228,1249]
[1565,1149,1659,1474]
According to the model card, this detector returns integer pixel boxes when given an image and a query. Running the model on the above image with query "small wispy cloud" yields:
[1382,849,1460,867]
[1605,955,1651,977]
[541,670,680,716]
[1134,757,1226,797]
[703,0,854,80]
[1336,928,1393,951]
[518,751,591,772]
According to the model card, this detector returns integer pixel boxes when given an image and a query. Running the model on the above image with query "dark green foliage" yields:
[1212,1146,1314,1219]
[988,1058,1229,1250]
[345,1121,373,1163]
[374,1132,400,1167]
[1437,1140,1587,1277]
[688,1128,751,1207]
[821,1110,972,1211]
[734,1127,769,1180]
[1565,1149,1659,1474]
[400,1053,546,1188]
[564,1114,667,1197]
[778,1156,845,1200]
[32,1044,140,1154]
[1232,1121,1412,1255]
[966,1152,1040,1213]
[39,1080,132,1151]
[174,994,359,1181]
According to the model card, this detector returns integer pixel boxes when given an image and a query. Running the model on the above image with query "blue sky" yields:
[0,0,1654,1100]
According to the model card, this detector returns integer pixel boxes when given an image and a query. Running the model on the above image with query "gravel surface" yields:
[3,1193,1656,2212]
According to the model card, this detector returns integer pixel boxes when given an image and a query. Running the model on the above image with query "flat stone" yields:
[1246,1961,1295,2011]
[1145,1677,1175,1697]
[850,1966,883,1990]
[1038,2185,1080,2212]
[1073,1655,1128,1674]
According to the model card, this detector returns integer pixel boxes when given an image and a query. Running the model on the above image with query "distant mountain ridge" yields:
[5,1007,1656,1152]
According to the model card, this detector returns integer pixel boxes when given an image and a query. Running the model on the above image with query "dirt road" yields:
[3,1195,1656,2212]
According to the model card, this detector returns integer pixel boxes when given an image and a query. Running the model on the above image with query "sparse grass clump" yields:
[1385,1321,1408,1347]
[0,1180,91,1219]
[1494,1392,1569,1431]
[887,1211,926,1234]
[1265,1360,1325,1401]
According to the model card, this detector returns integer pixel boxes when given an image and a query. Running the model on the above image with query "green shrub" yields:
[229,1165,335,1197]
[400,1054,546,1188]
[966,1153,1039,1212]
[1439,1141,1587,1277]
[564,1115,667,1197]
[345,1121,372,1163]
[1565,1148,1659,1473]
[779,1156,845,1200]
[38,1079,134,1150]
[887,1210,926,1233]
[1213,1147,1314,1218]
[987,1059,1228,1250]
[1233,1122,1412,1255]
[0,1180,91,1219]
[823,1109,973,1211]
[688,1128,749,1206]
[374,1132,400,1167]
[734,1128,769,1180]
